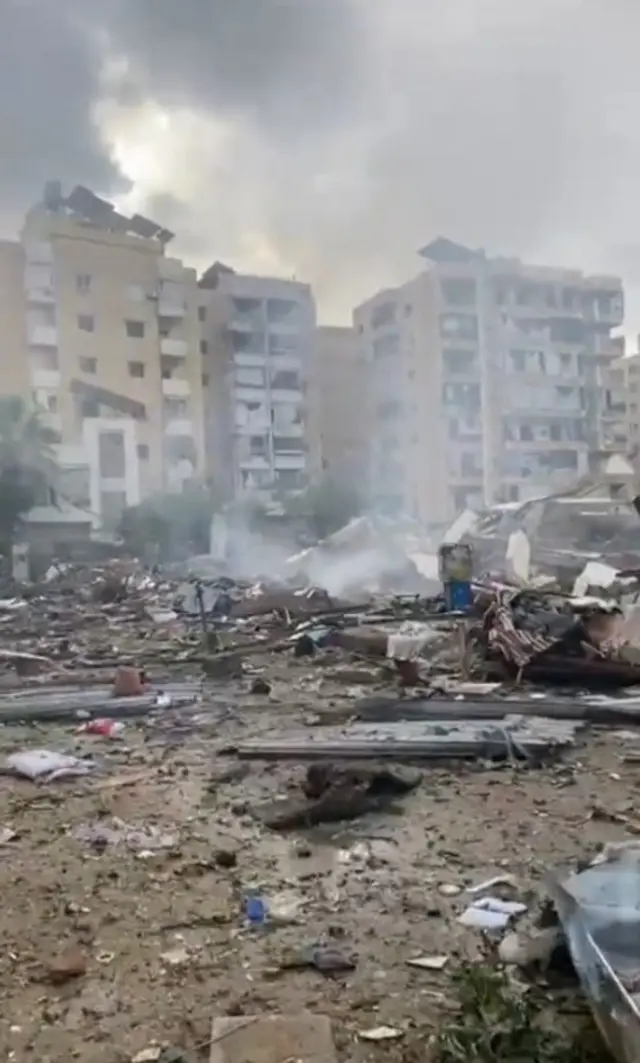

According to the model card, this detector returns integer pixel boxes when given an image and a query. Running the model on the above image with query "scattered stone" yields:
[406,954,449,970]
[113,665,145,697]
[278,944,356,976]
[358,1025,404,1042]
[46,945,87,984]
[250,677,271,695]
[213,848,238,869]
[438,883,461,897]
[160,947,192,968]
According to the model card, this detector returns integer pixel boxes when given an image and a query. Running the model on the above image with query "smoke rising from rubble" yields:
[5,1,640,320]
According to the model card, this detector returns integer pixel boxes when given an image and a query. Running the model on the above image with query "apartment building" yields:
[199,264,314,498]
[306,326,368,485]
[602,349,640,454]
[355,237,624,524]
[1,183,205,528]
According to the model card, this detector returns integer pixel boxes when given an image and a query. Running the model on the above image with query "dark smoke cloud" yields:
[101,0,365,132]
[0,0,125,225]
[4,0,640,326]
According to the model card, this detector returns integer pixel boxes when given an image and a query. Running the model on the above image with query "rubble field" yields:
[0,643,637,1063]
[6,486,640,1063]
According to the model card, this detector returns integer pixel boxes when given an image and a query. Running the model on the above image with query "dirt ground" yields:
[0,649,634,1063]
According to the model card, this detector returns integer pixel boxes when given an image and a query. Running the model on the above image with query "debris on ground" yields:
[255,762,422,829]
[2,481,640,1061]
[209,1013,337,1063]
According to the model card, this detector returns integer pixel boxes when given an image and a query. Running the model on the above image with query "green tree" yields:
[0,397,57,550]
[119,482,218,560]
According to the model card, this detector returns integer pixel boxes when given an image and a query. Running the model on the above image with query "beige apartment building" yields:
[306,326,369,485]
[0,184,205,528]
[355,238,624,525]
[602,349,640,455]
[199,263,314,499]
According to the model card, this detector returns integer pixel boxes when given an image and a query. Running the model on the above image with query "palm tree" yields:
[0,396,58,551]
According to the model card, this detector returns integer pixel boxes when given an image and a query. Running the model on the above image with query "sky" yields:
[3,0,640,331]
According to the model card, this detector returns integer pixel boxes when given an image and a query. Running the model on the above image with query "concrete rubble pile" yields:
[6,483,640,1062]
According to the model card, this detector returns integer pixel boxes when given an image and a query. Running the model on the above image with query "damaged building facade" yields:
[355,238,624,526]
[601,348,640,455]
[0,183,206,528]
[199,265,314,499]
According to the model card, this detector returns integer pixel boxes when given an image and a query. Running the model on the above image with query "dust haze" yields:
[3,0,640,323]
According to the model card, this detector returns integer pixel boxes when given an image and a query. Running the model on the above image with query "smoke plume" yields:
[3,0,640,324]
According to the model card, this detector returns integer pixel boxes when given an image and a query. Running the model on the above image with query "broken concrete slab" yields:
[209,1014,336,1063]
[232,716,583,763]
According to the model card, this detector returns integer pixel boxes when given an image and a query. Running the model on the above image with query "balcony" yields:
[239,455,271,471]
[28,324,57,347]
[26,284,55,304]
[164,419,193,437]
[234,385,267,403]
[273,452,306,470]
[272,422,304,437]
[269,353,300,372]
[233,351,266,369]
[160,337,187,358]
[270,387,303,403]
[158,299,185,318]
[31,369,61,390]
[162,377,191,398]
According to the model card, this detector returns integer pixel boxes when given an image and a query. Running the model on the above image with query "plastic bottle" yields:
[244,890,267,927]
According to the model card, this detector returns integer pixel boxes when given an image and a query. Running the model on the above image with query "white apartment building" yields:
[199,265,314,498]
[355,237,624,524]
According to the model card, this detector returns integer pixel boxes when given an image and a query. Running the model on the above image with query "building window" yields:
[125,319,145,339]
[440,277,477,306]
[128,361,145,378]
[76,274,92,294]
[79,356,97,374]
[137,444,149,460]
[198,306,207,322]
[444,349,477,374]
[200,339,208,354]
[46,394,58,413]
[78,314,94,332]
